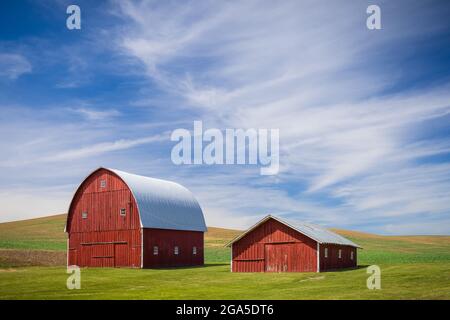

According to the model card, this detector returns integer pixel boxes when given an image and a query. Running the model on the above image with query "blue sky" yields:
[1,0,450,234]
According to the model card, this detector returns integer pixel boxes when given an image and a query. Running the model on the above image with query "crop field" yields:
[0,215,449,299]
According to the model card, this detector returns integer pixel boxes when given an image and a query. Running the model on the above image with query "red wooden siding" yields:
[319,244,357,271]
[231,217,358,273]
[67,169,141,232]
[68,230,141,267]
[67,169,142,268]
[142,228,204,268]
[67,168,206,269]
[232,218,317,272]
[265,243,313,272]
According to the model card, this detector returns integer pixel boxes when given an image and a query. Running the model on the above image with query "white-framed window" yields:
[324,247,328,258]
[338,249,342,259]
[153,246,158,255]
[100,180,106,188]
[82,211,88,219]
[120,208,126,216]
[193,246,197,255]
[350,251,354,260]
[174,246,179,255]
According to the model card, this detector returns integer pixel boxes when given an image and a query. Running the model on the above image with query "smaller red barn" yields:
[227,215,361,272]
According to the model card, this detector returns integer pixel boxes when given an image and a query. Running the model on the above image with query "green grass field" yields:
[0,215,449,299]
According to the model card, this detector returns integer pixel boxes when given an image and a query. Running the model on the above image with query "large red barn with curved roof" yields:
[65,167,207,268]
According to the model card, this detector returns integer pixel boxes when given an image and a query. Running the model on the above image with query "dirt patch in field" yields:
[0,268,18,272]
[0,249,65,267]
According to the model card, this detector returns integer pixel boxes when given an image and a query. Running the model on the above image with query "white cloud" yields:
[0,53,32,80]
[68,107,121,121]
[42,135,165,162]
[333,162,450,218]
[114,0,450,234]
[0,105,168,167]
[0,186,71,223]
[1,1,449,235]
[381,220,450,235]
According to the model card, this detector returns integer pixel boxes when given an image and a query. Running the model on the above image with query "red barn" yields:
[227,215,361,272]
[65,167,207,268]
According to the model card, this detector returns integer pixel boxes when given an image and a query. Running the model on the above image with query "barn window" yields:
[338,249,342,259]
[100,179,106,188]
[120,208,126,216]
[153,246,158,255]
[350,251,354,260]
[324,247,328,258]
[82,211,88,219]
[193,246,197,255]
[174,246,179,255]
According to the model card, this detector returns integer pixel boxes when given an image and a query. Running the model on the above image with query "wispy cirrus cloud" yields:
[112,0,450,234]
[1,1,449,234]
[0,53,32,80]
[68,107,121,121]
[41,135,165,162]
[0,106,166,167]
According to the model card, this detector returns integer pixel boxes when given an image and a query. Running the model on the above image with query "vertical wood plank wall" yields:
[231,219,317,272]
[142,228,204,268]
[231,218,358,272]
[67,169,142,268]
[319,244,357,271]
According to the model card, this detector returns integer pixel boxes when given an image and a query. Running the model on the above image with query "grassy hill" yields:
[0,214,241,250]
[0,214,242,267]
[0,214,67,251]
[0,214,449,299]
[1,214,449,265]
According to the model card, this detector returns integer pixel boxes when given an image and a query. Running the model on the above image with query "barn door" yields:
[91,244,114,267]
[265,243,292,272]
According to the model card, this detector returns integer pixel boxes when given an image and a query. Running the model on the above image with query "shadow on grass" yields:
[148,263,229,270]
[321,265,370,273]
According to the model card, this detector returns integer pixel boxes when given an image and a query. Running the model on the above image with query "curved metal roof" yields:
[227,215,361,248]
[108,168,207,232]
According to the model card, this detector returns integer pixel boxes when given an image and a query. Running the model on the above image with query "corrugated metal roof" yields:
[227,215,361,248]
[109,168,207,232]
[285,218,361,248]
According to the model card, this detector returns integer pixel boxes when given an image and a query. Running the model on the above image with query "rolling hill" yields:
[0,214,241,251]
[1,214,449,267]
[0,214,243,267]
[1,214,449,299]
